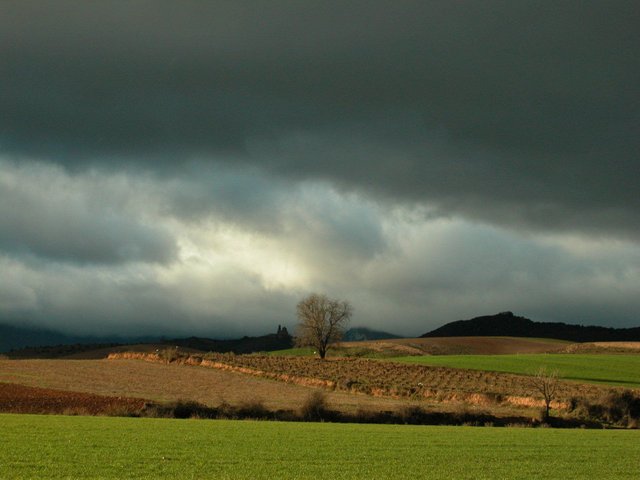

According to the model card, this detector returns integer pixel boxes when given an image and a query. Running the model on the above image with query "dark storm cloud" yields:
[1,1,639,239]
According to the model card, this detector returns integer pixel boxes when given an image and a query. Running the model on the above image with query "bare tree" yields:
[295,293,352,359]
[531,367,560,421]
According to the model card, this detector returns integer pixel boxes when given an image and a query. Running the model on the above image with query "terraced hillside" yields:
[105,352,622,411]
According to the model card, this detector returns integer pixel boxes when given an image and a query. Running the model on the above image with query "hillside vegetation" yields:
[422,311,640,342]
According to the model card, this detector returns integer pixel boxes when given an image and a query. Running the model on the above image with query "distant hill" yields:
[0,322,134,354]
[1,322,293,357]
[342,327,401,342]
[169,325,293,354]
[421,311,640,342]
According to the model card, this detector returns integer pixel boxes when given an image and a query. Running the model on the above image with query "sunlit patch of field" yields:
[0,359,423,415]
[2,414,639,479]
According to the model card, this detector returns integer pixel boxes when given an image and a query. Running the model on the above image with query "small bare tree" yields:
[295,293,352,359]
[531,367,560,421]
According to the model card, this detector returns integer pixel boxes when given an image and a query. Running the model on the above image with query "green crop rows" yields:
[392,354,640,387]
[1,414,639,479]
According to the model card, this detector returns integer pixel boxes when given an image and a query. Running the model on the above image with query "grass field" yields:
[393,354,640,387]
[1,414,638,479]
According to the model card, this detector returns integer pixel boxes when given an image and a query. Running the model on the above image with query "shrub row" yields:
[132,392,608,428]
[568,390,640,428]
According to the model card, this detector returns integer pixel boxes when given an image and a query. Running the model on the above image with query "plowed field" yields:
[105,352,621,413]
[0,359,418,415]
[192,353,614,404]
[0,382,145,415]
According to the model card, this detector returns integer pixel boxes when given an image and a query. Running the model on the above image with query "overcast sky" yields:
[1,1,639,337]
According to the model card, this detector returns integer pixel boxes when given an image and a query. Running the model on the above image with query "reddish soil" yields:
[0,382,146,415]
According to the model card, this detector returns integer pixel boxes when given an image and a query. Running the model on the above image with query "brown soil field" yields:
[0,359,439,416]
[0,382,146,415]
[340,336,570,356]
[196,353,616,403]
[106,352,622,414]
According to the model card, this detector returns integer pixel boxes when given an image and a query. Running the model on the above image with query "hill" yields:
[170,326,293,354]
[0,322,136,354]
[3,324,294,358]
[342,327,401,342]
[421,311,640,342]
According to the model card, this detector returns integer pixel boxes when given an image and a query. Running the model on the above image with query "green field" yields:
[392,354,640,387]
[1,414,639,479]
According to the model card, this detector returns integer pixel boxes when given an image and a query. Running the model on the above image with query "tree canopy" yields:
[295,293,352,359]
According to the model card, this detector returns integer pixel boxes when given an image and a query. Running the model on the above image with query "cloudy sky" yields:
[1,1,639,338]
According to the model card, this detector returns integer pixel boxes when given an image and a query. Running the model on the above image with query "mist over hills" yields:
[421,311,640,343]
